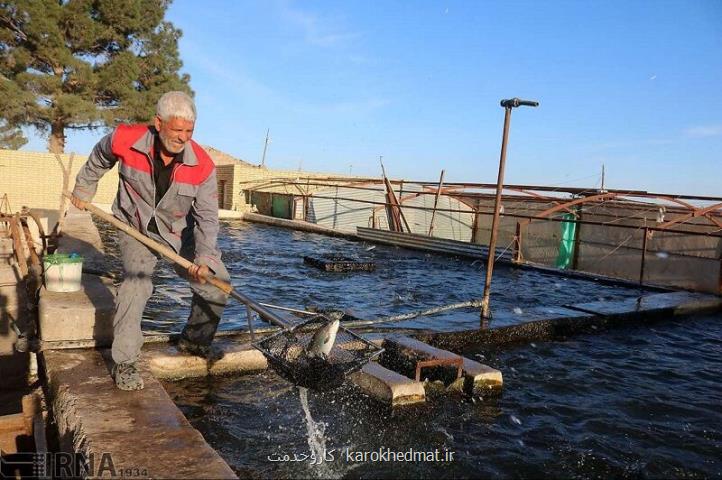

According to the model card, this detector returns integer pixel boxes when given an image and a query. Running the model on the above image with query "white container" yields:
[44,254,84,292]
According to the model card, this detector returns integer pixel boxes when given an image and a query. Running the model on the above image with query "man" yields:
[71,91,230,391]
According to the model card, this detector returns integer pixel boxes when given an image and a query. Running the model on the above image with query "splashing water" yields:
[298,387,336,479]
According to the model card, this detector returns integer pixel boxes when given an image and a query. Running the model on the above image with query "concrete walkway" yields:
[43,348,236,478]
[40,210,238,478]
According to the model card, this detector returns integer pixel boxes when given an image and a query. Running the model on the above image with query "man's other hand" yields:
[188,263,210,283]
[70,195,88,210]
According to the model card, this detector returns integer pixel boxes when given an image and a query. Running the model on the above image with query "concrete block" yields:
[38,274,115,345]
[382,336,503,395]
[146,340,268,380]
[381,335,463,384]
[42,348,237,479]
[460,357,503,396]
[348,362,425,407]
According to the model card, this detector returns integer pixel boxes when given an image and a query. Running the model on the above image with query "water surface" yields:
[164,313,722,478]
[97,220,647,334]
[99,220,721,477]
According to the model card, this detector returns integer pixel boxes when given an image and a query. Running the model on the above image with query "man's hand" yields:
[70,194,88,211]
[187,263,210,284]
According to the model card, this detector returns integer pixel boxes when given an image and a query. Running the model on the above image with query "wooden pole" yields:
[54,153,74,235]
[9,215,28,278]
[379,157,410,232]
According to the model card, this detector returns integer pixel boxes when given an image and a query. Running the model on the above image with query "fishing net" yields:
[253,314,383,391]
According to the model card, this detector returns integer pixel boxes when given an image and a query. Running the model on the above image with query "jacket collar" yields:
[131,126,199,166]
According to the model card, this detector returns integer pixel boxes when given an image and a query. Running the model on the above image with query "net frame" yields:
[252,314,384,390]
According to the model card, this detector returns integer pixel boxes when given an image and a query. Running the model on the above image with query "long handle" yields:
[63,192,292,330]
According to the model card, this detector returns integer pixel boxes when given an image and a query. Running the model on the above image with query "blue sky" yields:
[24,0,722,196]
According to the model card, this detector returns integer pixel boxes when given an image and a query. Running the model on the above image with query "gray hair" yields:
[156,91,196,122]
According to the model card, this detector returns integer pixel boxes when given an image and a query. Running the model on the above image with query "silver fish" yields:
[305,319,340,359]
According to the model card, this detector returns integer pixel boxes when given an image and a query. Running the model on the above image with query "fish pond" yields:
[97,220,721,478]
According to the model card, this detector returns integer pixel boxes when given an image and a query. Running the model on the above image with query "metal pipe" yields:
[571,209,582,270]
[640,227,649,284]
[480,106,512,320]
[260,128,270,167]
[243,176,722,203]
[513,221,522,263]
[481,98,539,321]
[470,208,479,244]
[243,196,722,239]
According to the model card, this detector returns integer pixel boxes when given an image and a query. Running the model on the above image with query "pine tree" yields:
[0,0,192,153]
[0,118,26,149]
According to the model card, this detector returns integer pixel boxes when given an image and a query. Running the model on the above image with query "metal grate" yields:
[253,315,383,391]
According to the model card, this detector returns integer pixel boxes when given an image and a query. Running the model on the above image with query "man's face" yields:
[154,116,195,154]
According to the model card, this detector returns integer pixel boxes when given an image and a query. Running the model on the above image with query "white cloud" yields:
[279,2,359,47]
[684,125,722,138]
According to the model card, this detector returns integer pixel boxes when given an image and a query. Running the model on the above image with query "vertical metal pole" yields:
[261,128,270,167]
[571,209,582,270]
[481,106,512,320]
[640,227,649,285]
[471,205,479,244]
[513,221,522,263]
[718,247,722,295]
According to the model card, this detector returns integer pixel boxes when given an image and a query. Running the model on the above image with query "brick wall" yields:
[0,149,118,210]
[0,149,338,212]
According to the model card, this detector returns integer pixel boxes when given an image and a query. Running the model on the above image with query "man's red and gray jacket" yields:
[72,124,222,272]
